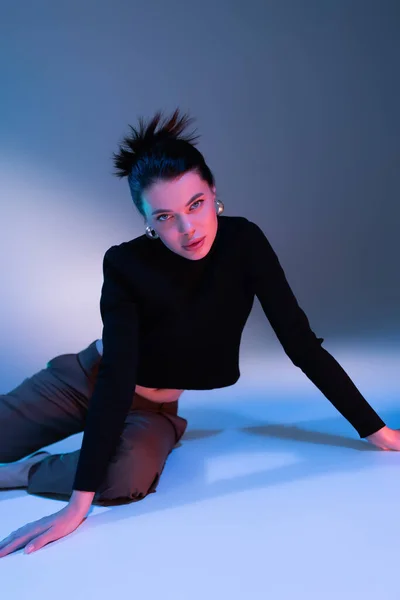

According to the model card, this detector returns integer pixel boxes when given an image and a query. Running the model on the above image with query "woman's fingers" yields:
[0,524,39,549]
[24,529,56,554]
[0,509,85,557]
[24,515,83,554]
[0,524,52,557]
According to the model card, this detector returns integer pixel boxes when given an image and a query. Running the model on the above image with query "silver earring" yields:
[215,198,224,215]
[145,225,159,239]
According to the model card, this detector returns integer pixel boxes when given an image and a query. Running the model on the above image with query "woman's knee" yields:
[94,460,163,506]
[93,435,172,506]
[46,353,94,398]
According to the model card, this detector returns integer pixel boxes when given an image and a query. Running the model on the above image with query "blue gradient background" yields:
[0,0,399,392]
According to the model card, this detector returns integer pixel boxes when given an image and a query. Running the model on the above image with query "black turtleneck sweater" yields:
[73,215,386,492]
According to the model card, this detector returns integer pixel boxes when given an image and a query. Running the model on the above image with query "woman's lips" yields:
[183,236,206,251]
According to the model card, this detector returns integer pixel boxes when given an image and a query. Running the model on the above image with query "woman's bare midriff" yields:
[135,384,184,403]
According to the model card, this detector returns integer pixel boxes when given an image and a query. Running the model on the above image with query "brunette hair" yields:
[113,107,216,217]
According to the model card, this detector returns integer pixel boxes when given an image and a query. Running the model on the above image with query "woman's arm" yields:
[246,220,386,439]
[68,490,96,517]
[72,247,141,496]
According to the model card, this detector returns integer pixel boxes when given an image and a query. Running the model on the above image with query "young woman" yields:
[0,108,398,558]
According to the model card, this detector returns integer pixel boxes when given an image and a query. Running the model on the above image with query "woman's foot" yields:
[0,452,50,489]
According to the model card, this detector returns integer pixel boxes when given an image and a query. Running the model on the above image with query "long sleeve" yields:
[247,220,385,438]
[73,246,139,492]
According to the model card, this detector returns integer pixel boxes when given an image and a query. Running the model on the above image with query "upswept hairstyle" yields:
[112,107,216,218]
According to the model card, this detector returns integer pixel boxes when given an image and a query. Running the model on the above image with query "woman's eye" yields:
[156,199,204,222]
[190,199,203,211]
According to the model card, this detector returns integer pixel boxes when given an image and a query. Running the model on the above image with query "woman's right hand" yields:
[0,505,87,558]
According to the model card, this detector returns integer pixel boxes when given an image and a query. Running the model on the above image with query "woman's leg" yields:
[0,344,96,464]
[1,338,188,505]
[94,399,188,505]
[28,395,188,506]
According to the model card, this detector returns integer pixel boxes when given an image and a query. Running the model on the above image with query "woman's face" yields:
[141,171,218,260]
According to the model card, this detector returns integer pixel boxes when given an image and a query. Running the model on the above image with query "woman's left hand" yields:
[366,426,400,450]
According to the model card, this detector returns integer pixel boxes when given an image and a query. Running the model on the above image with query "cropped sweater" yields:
[73,215,385,492]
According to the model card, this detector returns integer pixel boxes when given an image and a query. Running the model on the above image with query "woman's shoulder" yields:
[219,215,263,243]
[219,214,254,235]
[104,234,149,262]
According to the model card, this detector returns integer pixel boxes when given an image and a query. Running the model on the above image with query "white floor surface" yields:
[1,345,399,600]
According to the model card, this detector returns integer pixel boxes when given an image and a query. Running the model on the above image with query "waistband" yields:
[77,340,102,377]
[76,340,179,415]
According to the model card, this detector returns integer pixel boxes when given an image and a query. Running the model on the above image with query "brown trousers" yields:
[0,341,188,506]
